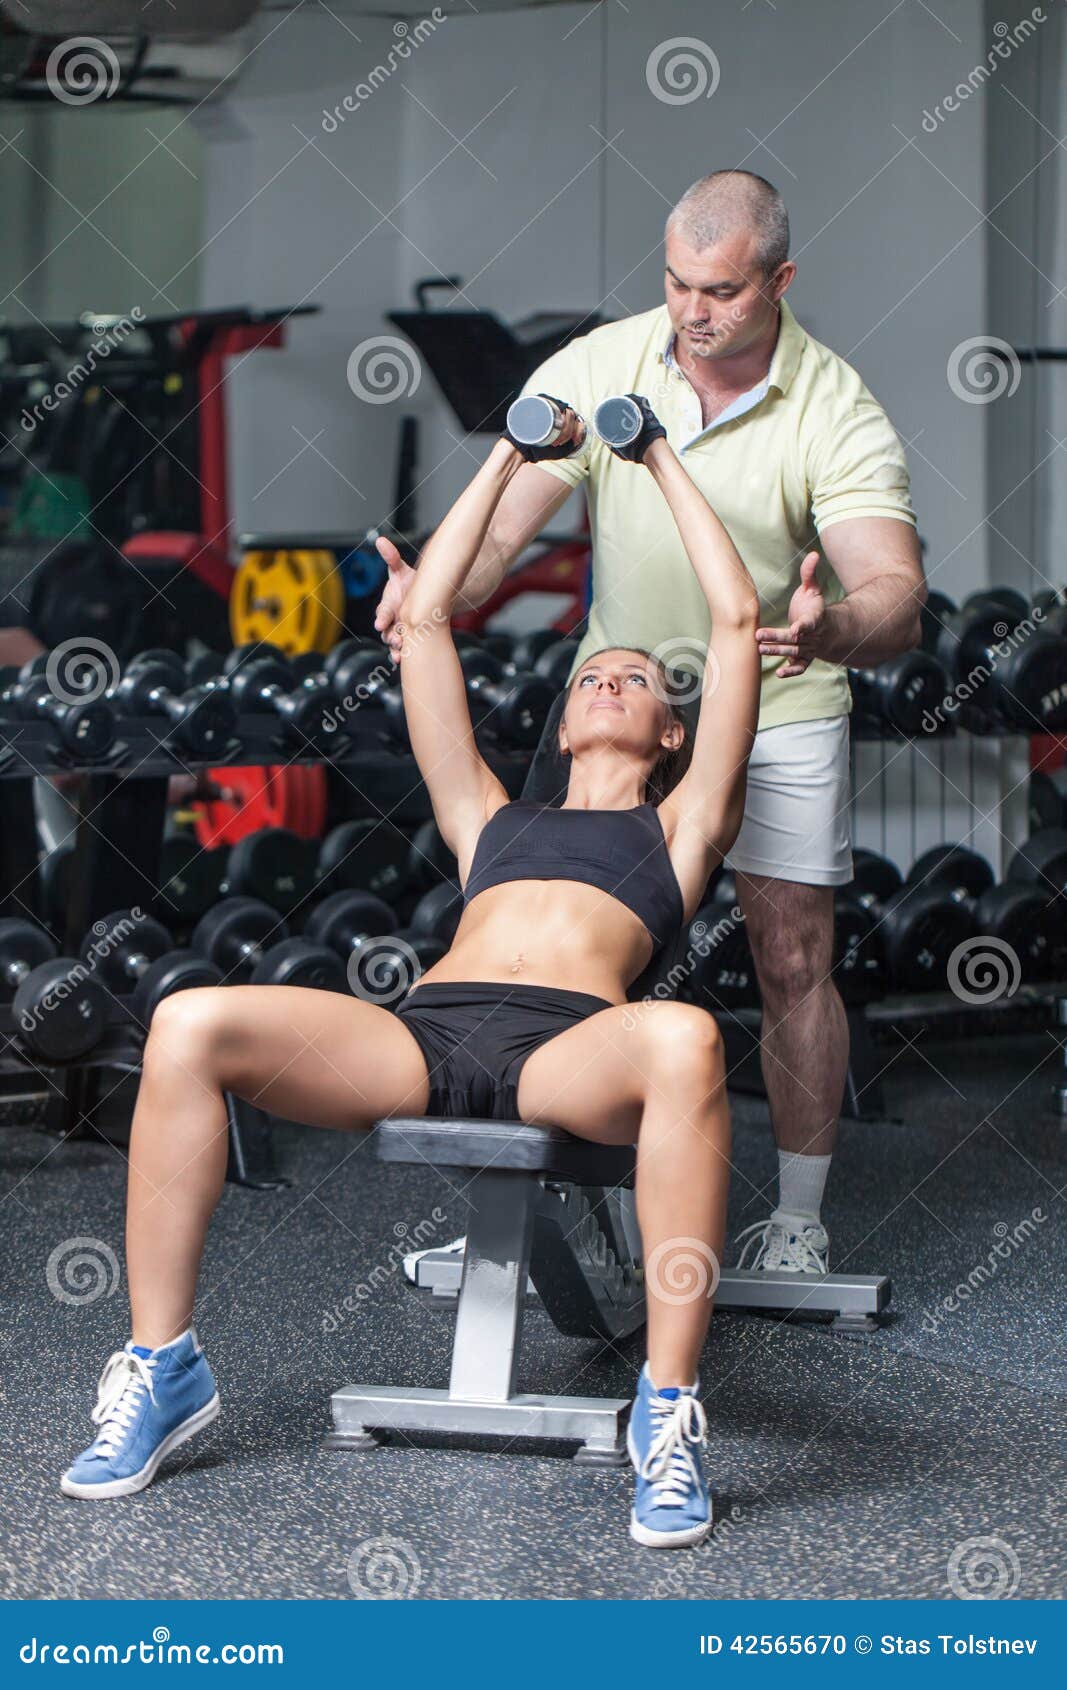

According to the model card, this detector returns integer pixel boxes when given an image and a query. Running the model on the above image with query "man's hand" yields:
[373,535,417,665]
[755,551,827,678]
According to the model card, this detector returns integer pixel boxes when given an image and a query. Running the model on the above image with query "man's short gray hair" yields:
[666,170,790,278]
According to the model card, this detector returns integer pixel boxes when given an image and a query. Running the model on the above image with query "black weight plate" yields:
[510,629,562,672]
[1007,828,1067,893]
[850,849,903,903]
[408,881,464,943]
[1029,768,1067,834]
[832,892,886,1005]
[227,828,317,913]
[132,950,224,1028]
[82,908,173,990]
[879,885,975,991]
[873,652,950,736]
[906,844,994,898]
[0,917,56,1000]
[996,633,1067,731]
[192,896,285,975]
[317,820,410,904]
[920,590,957,657]
[971,884,1051,982]
[305,889,396,953]
[156,838,229,923]
[409,819,458,893]
[961,588,1029,622]
[13,957,108,1061]
[688,910,759,1010]
[250,939,347,990]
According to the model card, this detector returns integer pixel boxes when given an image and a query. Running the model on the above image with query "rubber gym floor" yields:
[1,1026,1062,1602]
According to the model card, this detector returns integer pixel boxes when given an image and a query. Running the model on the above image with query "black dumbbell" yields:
[1,673,117,759]
[223,657,336,753]
[318,820,411,904]
[935,603,1067,731]
[831,889,886,1004]
[920,590,958,657]
[534,637,580,690]
[191,896,345,989]
[853,846,976,992]
[155,836,230,925]
[1032,588,1067,618]
[222,641,288,676]
[342,926,448,1005]
[223,826,318,914]
[848,652,951,737]
[684,895,759,1011]
[1007,827,1067,896]
[408,819,458,894]
[466,670,556,748]
[82,909,224,1027]
[1029,767,1067,834]
[510,629,565,673]
[481,632,515,665]
[961,588,1030,622]
[408,880,464,945]
[969,881,1055,983]
[309,885,409,986]
[111,661,236,757]
[0,916,109,1061]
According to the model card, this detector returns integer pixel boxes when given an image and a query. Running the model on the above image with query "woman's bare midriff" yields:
[410,880,656,1004]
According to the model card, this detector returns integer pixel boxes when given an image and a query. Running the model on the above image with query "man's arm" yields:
[375,461,575,658]
[815,515,926,666]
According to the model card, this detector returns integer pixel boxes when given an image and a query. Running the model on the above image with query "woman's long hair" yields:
[561,646,696,806]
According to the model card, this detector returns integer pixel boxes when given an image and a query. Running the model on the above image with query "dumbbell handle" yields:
[2,958,31,988]
[119,950,154,981]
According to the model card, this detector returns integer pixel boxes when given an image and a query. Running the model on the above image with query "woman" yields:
[61,396,761,1551]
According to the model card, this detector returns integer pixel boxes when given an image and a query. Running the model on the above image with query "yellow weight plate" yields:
[229,547,345,655]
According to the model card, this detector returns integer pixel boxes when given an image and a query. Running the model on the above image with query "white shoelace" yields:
[640,1392,708,1509]
[90,1350,157,1459]
[734,1218,828,1274]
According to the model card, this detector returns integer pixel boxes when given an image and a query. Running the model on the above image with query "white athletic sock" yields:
[775,1151,831,1226]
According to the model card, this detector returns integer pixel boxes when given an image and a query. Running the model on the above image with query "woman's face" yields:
[559,649,681,764]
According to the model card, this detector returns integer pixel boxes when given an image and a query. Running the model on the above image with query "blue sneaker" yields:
[626,1362,711,1548]
[61,1328,219,1500]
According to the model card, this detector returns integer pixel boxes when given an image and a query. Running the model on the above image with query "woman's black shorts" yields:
[394,980,613,1121]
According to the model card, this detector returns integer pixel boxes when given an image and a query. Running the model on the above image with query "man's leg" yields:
[732,873,846,1270]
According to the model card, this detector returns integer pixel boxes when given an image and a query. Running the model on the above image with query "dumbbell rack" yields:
[0,710,532,1175]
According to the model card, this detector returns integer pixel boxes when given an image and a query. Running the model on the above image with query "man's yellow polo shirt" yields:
[521,298,916,733]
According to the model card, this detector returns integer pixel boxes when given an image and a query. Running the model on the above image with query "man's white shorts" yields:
[724,714,853,887]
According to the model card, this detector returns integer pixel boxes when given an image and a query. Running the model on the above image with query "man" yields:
[377,170,925,1275]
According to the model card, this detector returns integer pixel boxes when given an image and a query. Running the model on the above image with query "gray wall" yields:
[5,0,1063,607]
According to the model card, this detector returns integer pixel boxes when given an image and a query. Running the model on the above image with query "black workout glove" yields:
[503,394,585,462]
[602,393,668,464]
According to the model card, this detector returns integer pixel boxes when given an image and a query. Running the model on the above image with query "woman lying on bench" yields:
[61,396,761,1551]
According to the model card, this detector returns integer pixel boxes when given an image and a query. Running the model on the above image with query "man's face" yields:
[663,227,785,363]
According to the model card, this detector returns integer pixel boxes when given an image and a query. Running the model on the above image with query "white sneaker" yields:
[402,1234,466,1286]
[733,1210,830,1275]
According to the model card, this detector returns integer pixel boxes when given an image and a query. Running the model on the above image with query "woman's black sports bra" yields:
[462,800,685,962]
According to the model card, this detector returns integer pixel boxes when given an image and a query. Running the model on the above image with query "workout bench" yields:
[327,693,891,1464]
